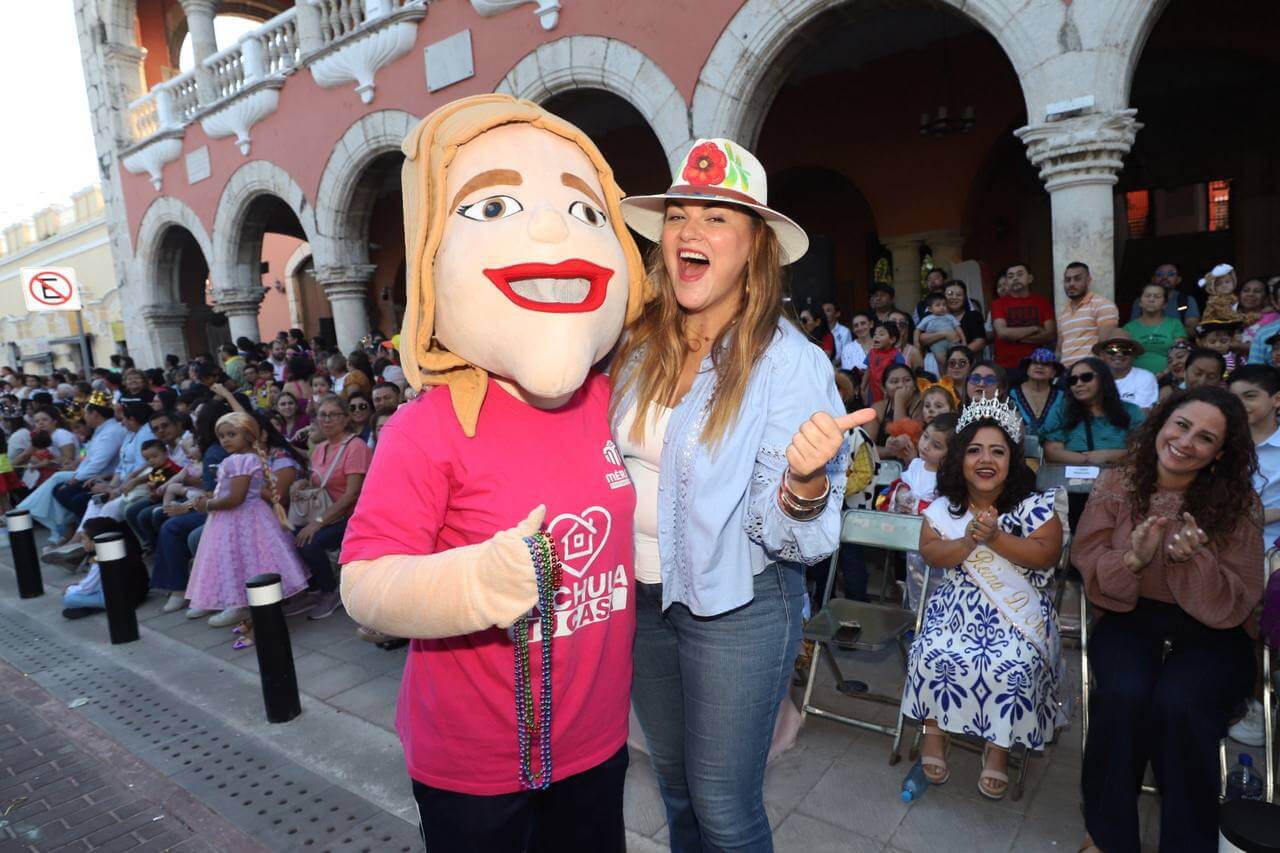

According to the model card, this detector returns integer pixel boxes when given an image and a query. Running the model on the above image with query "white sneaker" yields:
[185,608,214,620]
[1229,700,1268,747]
[208,607,250,628]
[162,593,186,613]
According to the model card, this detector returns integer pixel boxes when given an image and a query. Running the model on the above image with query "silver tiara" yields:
[956,396,1023,443]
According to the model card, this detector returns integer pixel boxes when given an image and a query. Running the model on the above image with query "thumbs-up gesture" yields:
[786,408,877,484]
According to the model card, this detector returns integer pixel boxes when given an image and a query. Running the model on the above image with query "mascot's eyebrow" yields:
[451,169,523,212]
[561,173,605,209]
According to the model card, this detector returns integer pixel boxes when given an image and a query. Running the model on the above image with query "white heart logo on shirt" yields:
[547,506,612,579]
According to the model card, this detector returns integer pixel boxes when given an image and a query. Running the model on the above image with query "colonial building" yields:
[75,0,1279,367]
[0,186,126,372]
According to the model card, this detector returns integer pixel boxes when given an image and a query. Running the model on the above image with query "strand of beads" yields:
[513,531,563,790]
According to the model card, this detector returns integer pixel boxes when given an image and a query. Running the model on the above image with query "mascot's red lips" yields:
[483,260,613,313]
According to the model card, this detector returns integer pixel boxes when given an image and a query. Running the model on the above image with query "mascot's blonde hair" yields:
[399,93,648,437]
[215,412,289,529]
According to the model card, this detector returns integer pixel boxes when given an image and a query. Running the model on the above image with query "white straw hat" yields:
[620,139,809,265]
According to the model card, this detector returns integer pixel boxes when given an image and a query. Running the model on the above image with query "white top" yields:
[1113,367,1159,410]
[617,403,673,585]
[49,427,78,453]
[900,458,939,504]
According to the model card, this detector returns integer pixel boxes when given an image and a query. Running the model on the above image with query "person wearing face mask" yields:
[1073,386,1263,853]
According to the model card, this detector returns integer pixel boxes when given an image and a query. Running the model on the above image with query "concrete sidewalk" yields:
[0,530,1210,852]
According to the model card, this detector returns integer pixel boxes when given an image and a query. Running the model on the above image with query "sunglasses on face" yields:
[1102,345,1134,357]
[967,374,998,386]
[947,359,970,368]
[1067,372,1096,386]
[1154,271,1177,278]
[349,403,370,411]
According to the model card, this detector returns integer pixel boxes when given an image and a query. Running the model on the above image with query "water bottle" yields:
[1225,753,1265,801]
[901,759,931,803]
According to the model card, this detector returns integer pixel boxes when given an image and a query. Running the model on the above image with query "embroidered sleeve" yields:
[743,340,849,564]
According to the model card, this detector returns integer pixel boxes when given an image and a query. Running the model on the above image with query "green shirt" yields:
[1040,399,1146,451]
[1124,316,1186,374]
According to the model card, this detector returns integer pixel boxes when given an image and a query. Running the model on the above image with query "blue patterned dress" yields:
[902,490,1067,750]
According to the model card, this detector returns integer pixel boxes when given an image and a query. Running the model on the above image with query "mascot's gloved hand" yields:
[341,505,547,640]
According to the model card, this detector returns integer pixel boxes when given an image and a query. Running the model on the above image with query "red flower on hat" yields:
[682,142,728,187]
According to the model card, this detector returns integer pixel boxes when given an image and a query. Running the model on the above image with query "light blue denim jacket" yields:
[612,319,849,617]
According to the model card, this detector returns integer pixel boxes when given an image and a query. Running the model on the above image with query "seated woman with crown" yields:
[903,396,1066,800]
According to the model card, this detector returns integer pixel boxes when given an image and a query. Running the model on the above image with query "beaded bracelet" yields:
[512,532,562,790]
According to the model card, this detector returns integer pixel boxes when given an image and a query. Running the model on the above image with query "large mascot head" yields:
[400,94,647,436]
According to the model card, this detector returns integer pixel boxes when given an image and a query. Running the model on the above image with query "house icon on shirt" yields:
[560,517,599,563]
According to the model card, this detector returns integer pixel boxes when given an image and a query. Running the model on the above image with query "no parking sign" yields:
[20,267,83,312]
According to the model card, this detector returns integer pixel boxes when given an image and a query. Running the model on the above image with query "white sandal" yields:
[920,724,951,785]
[979,742,1009,800]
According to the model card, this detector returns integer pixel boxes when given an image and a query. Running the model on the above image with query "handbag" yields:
[287,437,353,528]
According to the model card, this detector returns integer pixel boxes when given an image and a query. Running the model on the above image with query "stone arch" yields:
[691,0,1037,147]
[314,110,419,269]
[134,196,214,305]
[1112,0,1175,102]
[495,36,693,172]
[211,159,316,294]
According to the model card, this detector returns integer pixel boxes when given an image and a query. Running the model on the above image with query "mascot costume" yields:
[340,94,646,851]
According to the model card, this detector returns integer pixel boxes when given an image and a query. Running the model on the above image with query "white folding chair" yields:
[800,509,923,765]
[862,459,903,602]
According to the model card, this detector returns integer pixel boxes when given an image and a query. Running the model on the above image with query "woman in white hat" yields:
[611,140,871,851]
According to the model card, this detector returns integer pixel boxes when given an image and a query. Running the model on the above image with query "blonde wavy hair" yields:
[399,93,647,435]
[610,214,786,449]
[215,412,289,529]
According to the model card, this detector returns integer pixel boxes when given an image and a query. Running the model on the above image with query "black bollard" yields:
[94,532,139,644]
[5,510,44,599]
[246,573,301,723]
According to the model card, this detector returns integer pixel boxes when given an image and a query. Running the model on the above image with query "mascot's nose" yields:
[527,205,569,244]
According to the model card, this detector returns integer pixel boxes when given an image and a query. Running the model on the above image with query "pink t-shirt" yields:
[309,436,372,502]
[341,373,636,795]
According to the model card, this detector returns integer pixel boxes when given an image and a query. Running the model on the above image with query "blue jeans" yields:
[631,563,804,853]
[63,589,105,610]
[293,519,347,593]
[150,511,206,593]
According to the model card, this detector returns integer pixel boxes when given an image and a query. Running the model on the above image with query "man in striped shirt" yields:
[1057,261,1118,367]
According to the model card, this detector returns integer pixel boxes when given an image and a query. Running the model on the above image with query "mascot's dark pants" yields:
[411,745,627,853]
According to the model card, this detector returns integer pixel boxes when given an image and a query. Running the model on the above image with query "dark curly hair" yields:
[1063,357,1130,433]
[1123,384,1259,544]
[935,417,1039,518]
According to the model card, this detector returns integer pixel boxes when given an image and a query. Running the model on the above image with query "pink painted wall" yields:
[258,232,303,340]
[123,0,747,259]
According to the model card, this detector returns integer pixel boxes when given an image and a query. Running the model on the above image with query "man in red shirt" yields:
[992,262,1056,377]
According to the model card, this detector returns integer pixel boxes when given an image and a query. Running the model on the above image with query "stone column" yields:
[141,302,192,364]
[179,0,219,103]
[1016,109,1142,315]
[884,236,924,310]
[315,265,376,354]
[213,289,265,344]
[922,229,968,276]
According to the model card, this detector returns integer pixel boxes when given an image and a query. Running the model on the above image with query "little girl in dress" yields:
[184,413,310,645]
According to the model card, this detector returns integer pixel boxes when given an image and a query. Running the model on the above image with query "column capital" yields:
[139,302,191,326]
[178,0,218,17]
[1015,109,1142,192]
[212,288,264,317]
[315,264,377,300]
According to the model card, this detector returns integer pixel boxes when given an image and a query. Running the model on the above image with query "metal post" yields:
[246,573,301,723]
[74,311,93,372]
[94,532,139,644]
[4,511,44,598]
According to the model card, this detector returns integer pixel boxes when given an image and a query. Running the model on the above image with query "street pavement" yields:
[0,529,1241,851]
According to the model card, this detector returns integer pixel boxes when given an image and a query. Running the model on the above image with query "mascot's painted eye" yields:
[568,201,607,228]
[459,195,523,221]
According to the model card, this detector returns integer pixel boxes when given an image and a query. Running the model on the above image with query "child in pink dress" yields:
[185,413,309,643]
